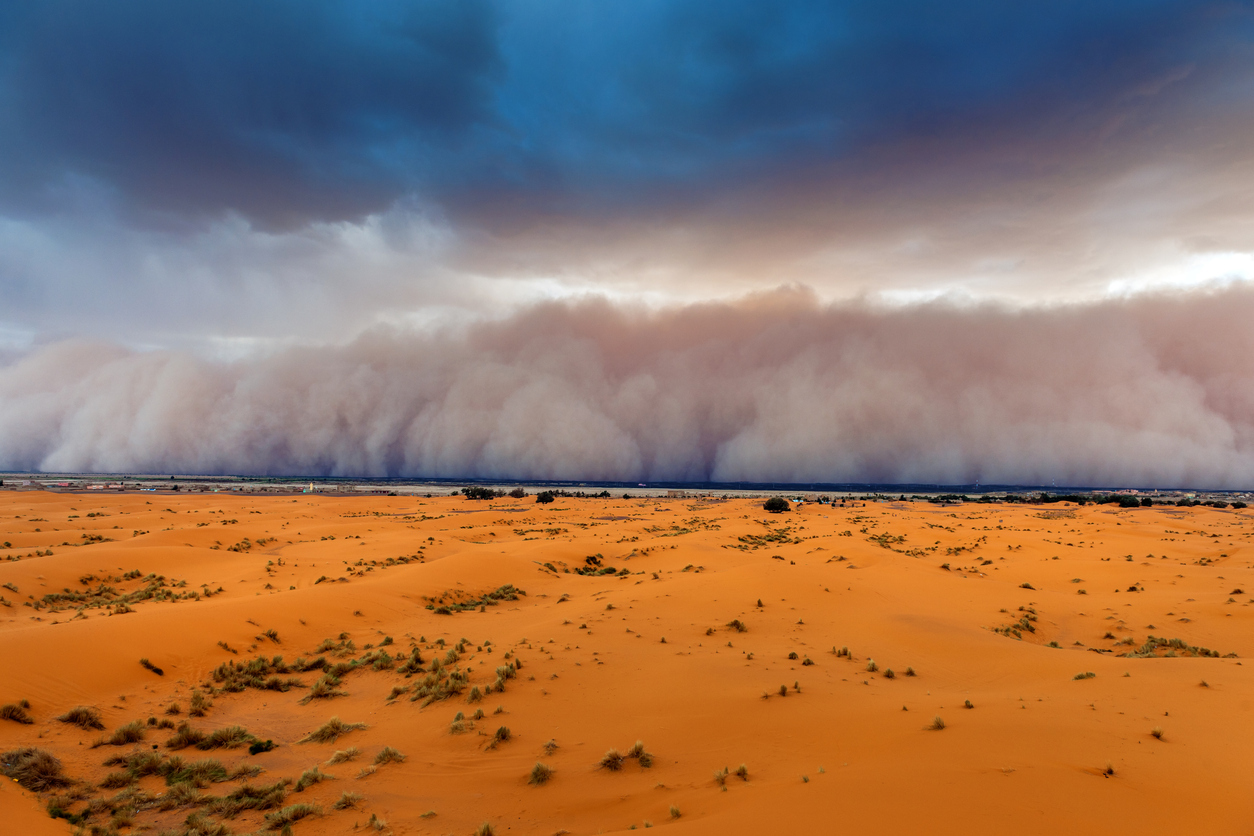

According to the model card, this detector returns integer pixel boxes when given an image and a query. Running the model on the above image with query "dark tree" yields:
[763,497,789,513]
[536,491,556,504]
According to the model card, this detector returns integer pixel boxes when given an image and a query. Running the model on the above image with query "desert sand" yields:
[2,491,1252,835]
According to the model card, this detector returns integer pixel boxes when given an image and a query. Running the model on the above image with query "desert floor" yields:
[2,491,1253,835]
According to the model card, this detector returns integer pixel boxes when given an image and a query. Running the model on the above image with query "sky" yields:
[1,1,1253,484]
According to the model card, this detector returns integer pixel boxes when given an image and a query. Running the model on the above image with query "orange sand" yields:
[2,491,1253,835]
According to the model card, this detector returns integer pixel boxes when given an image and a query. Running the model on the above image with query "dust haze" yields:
[3,286,1252,487]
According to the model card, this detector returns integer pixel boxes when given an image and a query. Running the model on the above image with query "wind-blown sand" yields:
[1,491,1252,835]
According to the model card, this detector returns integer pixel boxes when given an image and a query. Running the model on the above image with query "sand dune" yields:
[2,491,1252,834]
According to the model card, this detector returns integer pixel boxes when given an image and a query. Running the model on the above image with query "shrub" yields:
[600,749,625,771]
[140,658,164,676]
[300,717,367,744]
[0,748,69,791]
[883,668,895,679]
[1151,727,1164,740]
[713,767,728,786]
[536,492,556,504]
[249,739,277,755]
[476,824,496,836]
[929,716,946,731]
[1073,671,1096,680]
[529,762,553,785]
[763,497,789,513]
[905,666,916,676]
[669,805,681,819]
[735,763,748,780]
[57,705,104,730]
[866,659,878,673]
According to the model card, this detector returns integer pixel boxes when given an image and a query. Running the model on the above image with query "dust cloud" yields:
[3,286,1252,487]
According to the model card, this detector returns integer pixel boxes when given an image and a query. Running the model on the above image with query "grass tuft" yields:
[0,747,70,791]
[294,766,333,793]
[95,720,146,747]
[332,790,362,810]
[929,716,946,731]
[1151,726,1165,740]
[600,749,625,771]
[327,747,360,765]
[529,761,553,785]
[299,717,367,744]
[0,702,34,724]
[373,746,406,766]
[57,705,104,730]
[264,802,320,829]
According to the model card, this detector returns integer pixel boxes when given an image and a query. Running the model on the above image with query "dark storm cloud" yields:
[0,0,502,227]
[3,287,1254,486]
[1,1,1248,229]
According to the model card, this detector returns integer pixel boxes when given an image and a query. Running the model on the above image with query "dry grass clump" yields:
[626,740,654,767]
[929,716,946,731]
[713,767,728,786]
[735,763,749,780]
[293,766,333,792]
[543,739,559,755]
[198,725,254,750]
[726,619,747,632]
[299,717,367,744]
[95,720,147,747]
[1151,726,1165,740]
[208,780,290,818]
[300,673,349,704]
[1073,671,1096,680]
[1,747,70,791]
[157,782,208,810]
[599,749,625,771]
[166,722,208,750]
[57,705,105,730]
[0,700,34,724]
[332,790,363,810]
[866,659,878,673]
[669,805,681,819]
[529,761,554,785]
[326,747,360,765]
[475,823,496,836]
[264,802,320,829]
[373,746,406,766]
[165,757,260,788]
[486,726,511,750]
